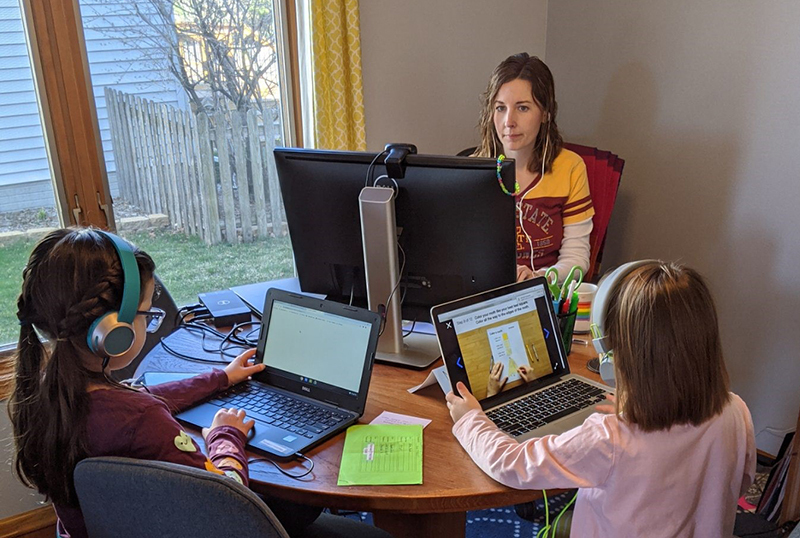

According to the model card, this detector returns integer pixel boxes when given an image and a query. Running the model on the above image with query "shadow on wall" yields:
[585,62,738,271]
[577,62,799,453]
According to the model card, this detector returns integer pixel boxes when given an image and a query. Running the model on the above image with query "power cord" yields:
[377,241,406,337]
[364,149,390,188]
[536,490,577,538]
[248,453,314,479]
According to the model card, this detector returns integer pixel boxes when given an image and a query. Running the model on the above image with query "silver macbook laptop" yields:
[177,288,381,460]
[431,277,613,440]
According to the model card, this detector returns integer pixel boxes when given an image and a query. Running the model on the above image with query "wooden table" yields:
[136,334,601,538]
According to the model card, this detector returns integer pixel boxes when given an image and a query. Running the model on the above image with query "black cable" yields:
[402,318,417,338]
[248,453,314,479]
[158,336,230,364]
[377,241,406,337]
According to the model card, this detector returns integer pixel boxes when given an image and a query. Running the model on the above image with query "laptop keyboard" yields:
[210,384,350,439]
[485,378,608,437]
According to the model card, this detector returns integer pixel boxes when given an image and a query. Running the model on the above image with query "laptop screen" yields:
[259,299,373,398]
[432,278,568,406]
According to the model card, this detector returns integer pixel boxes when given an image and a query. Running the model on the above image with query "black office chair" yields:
[457,146,477,157]
[112,273,178,381]
[74,457,393,538]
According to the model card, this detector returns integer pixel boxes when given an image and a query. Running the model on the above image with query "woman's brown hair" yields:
[9,228,155,506]
[473,52,563,175]
[606,262,730,432]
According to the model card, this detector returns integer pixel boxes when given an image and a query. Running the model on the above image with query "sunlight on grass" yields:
[0,231,295,344]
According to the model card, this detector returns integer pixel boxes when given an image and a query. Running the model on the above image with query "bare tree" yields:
[86,0,279,115]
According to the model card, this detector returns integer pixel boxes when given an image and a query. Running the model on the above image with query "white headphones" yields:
[589,260,659,386]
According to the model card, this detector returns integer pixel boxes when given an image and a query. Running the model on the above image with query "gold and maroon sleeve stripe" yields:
[563,195,592,211]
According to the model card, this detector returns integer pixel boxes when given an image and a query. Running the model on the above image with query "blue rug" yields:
[340,491,575,537]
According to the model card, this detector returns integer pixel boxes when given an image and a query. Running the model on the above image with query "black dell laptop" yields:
[177,288,381,460]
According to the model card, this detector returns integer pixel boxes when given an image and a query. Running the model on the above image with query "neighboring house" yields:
[0,0,187,213]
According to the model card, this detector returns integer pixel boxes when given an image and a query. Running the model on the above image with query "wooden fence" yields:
[105,87,286,244]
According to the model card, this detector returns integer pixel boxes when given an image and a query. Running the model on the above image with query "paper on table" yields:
[370,411,432,429]
[337,424,423,486]
[401,321,436,335]
[407,365,452,394]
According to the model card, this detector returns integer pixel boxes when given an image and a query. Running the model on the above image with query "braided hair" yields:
[9,228,155,506]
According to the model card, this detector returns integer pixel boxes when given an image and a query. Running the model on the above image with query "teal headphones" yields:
[86,230,141,359]
[590,260,658,387]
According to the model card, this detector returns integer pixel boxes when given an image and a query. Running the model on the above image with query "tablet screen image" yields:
[447,288,553,400]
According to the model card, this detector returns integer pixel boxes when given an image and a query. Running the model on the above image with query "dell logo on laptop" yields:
[302,386,311,392]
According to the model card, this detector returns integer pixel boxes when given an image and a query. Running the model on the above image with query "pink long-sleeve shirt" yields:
[452,392,755,537]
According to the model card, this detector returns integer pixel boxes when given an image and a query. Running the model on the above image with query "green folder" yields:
[337,424,423,486]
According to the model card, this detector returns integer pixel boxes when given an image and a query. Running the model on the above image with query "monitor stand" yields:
[359,186,440,369]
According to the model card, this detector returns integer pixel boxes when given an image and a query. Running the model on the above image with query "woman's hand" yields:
[445,382,482,423]
[517,364,532,383]
[202,407,255,438]
[517,264,535,282]
[224,348,265,386]
[486,362,507,397]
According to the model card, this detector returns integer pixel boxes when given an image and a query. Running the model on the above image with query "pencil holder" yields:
[554,295,578,355]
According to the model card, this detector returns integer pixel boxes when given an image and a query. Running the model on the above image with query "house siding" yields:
[0,0,186,213]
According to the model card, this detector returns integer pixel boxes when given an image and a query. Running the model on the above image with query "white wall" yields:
[546,0,800,454]
[359,0,548,155]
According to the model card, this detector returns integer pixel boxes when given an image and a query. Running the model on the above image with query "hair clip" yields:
[496,154,520,196]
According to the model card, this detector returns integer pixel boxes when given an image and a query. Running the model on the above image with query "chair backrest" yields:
[563,142,625,281]
[74,457,290,538]
[457,144,624,281]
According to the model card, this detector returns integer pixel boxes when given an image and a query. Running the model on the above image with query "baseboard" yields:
[0,505,57,538]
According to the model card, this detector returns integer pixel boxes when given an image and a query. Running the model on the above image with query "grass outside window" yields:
[0,231,294,345]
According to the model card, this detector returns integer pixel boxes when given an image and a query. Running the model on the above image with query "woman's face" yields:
[493,78,544,158]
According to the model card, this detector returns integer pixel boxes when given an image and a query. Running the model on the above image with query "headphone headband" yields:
[86,230,141,358]
[589,259,659,386]
[97,231,140,325]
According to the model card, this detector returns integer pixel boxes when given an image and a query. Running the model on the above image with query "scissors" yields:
[544,267,561,298]
[559,265,584,301]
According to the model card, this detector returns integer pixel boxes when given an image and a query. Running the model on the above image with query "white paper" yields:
[402,321,436,335]
[370,411,432,429]
[487,322,528,382]
[406,365,452,394]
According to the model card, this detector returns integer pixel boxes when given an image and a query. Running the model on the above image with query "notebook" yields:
[176,288,381,460]
[431,276,613,440]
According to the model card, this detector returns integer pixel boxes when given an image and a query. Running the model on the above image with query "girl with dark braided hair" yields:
[9,228,265,538]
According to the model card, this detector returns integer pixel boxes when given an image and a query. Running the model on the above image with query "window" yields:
[1,0,303,348]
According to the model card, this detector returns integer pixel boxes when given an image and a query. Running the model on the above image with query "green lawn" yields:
[0,231,294,345]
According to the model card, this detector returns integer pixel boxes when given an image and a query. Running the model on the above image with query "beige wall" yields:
[547,1,800,454]
[359,0,548,155]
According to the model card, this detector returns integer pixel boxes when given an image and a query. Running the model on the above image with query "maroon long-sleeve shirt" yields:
[55,370,249,538]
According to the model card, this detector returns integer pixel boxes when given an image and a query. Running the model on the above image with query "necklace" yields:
[496,154,520,196]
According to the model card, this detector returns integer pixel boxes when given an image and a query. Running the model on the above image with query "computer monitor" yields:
[274,147,516,366]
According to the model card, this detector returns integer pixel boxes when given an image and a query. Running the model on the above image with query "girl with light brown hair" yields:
[446,261,756,537]
[474,53,594,282]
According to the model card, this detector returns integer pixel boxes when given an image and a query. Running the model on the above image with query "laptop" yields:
[229,277,325,318]
[176,288,381,460]
[431,276,613,440]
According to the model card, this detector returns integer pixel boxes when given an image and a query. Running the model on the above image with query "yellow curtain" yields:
[311,0,366,150]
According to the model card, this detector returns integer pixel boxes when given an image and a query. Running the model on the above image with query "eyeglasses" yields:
[136,307,166,333]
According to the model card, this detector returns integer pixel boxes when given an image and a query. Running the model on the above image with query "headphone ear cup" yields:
[87,311,136,358]
[599,353,616,388]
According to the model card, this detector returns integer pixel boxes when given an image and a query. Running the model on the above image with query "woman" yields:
[474,53,594,282]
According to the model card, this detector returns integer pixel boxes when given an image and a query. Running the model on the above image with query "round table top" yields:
[241,342,601,514]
